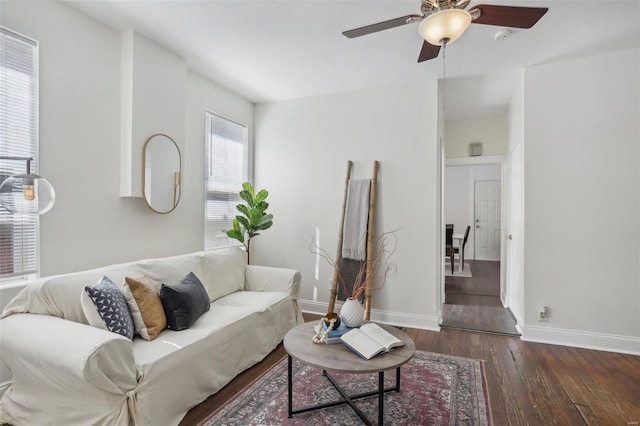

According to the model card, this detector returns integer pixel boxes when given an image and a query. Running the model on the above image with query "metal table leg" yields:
[378,371,384,425]
[287,355,293,418]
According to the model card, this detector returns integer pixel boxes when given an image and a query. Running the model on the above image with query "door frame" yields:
[440,155,509,321]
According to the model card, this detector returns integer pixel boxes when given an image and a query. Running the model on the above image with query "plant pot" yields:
[340,298,364,328]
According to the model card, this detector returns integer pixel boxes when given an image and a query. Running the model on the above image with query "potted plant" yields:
[226,182,273,264]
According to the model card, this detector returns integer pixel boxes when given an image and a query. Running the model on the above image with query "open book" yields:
[340,323,405,360]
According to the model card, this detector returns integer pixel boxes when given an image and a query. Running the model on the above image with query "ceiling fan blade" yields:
[470,4,548,29]
[343,15,421,38]
[417,41,441,63]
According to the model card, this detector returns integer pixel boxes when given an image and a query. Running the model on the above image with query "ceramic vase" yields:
[340,298,364,328]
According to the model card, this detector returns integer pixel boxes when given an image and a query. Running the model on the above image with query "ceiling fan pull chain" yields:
[442,40,447,112]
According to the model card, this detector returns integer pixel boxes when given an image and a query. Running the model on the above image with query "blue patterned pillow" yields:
[81,276,134,339]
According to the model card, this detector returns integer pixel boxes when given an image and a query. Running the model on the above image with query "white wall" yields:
[445,115,508,158]
[254,82,441,329]
[444,164,501,261]
[523,48,640,353]
[0,1,253,291]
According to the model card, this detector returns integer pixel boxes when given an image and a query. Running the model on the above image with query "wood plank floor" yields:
[443,260,519,335]
[180,313,640,425]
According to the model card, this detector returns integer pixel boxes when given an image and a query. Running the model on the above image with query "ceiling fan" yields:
[343,0,548,62]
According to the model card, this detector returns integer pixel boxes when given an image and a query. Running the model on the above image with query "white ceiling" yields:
[65,0,640,120]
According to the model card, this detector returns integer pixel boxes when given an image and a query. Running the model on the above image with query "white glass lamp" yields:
[418,9,472,46]
[0,157,55,215]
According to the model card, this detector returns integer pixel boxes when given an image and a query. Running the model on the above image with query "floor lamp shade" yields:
[0,158,56,215]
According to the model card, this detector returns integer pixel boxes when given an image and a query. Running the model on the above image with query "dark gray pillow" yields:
[160,272,210,331]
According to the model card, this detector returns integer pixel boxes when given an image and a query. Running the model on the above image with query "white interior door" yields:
[474,180,501,261]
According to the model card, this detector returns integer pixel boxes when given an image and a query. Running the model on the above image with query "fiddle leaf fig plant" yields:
[226,182,273,263]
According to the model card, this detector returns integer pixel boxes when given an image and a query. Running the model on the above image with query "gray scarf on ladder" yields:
[341,179,370,261]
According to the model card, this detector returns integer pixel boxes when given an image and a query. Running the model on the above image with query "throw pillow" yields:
[123,275,167,341]
[81,276,134,339]
[160,272,210,331]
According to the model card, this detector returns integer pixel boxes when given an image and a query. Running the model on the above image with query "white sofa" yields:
[0,247,302,425]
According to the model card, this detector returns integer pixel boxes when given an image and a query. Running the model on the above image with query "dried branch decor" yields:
[309,229,399,300]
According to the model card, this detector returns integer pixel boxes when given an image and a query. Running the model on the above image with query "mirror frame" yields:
[142,133,182,214]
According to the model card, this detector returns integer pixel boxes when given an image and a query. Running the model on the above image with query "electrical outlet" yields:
[538,306,548,322]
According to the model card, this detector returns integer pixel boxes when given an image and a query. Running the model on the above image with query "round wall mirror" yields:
[142,133,181,214]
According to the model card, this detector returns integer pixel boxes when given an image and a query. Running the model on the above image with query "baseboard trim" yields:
[522,325,640,355]
[299,299,440,331]
[301,300,639,354]
[515,323,524,335]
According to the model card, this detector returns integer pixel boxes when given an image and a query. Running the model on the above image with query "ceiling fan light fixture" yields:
[418,8,472,46]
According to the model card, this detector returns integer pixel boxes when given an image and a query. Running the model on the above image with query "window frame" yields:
[203,111,250,250]
[0,26,40,285]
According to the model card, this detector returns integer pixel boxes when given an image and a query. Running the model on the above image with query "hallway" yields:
[442,260,519,335]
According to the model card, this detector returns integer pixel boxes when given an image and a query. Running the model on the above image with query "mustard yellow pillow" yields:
[123,275,167,340]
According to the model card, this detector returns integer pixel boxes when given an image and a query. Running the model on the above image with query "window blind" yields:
[0,27,39,280]
[204,112,248,250]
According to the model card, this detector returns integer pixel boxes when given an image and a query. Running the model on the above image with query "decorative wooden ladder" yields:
[327,160,379,321]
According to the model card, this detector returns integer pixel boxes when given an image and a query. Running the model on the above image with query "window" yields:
[0,27,39,281]
[204,112,248,250]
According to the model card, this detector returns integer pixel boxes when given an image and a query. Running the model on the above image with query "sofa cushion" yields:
[81,276,135,339]
[123,275,166,340]
[160,272,210,331]
[201,247,246,302]
[212,290,290,312]
[132,304,254,367]
[138,253,204,289]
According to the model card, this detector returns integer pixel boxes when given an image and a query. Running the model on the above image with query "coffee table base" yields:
[287,355,401,426]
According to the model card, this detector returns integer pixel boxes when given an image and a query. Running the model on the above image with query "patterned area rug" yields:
[199,350,492,426]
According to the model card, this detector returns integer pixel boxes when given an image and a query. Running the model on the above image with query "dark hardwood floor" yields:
[442,259,519,335]
[180,313,640,425]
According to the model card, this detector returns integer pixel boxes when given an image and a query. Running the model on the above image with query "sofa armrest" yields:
[1,313,138,416]
[244,265,303,323]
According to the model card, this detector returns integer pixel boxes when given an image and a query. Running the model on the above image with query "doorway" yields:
[441,160,518,335]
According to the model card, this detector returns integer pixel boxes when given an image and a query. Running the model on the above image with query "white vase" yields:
[340,298,364,328]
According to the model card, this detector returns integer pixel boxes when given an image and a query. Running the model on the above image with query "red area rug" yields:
[199,350,492,425]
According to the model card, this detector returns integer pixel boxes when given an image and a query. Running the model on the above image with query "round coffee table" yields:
[283,321,415,426]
